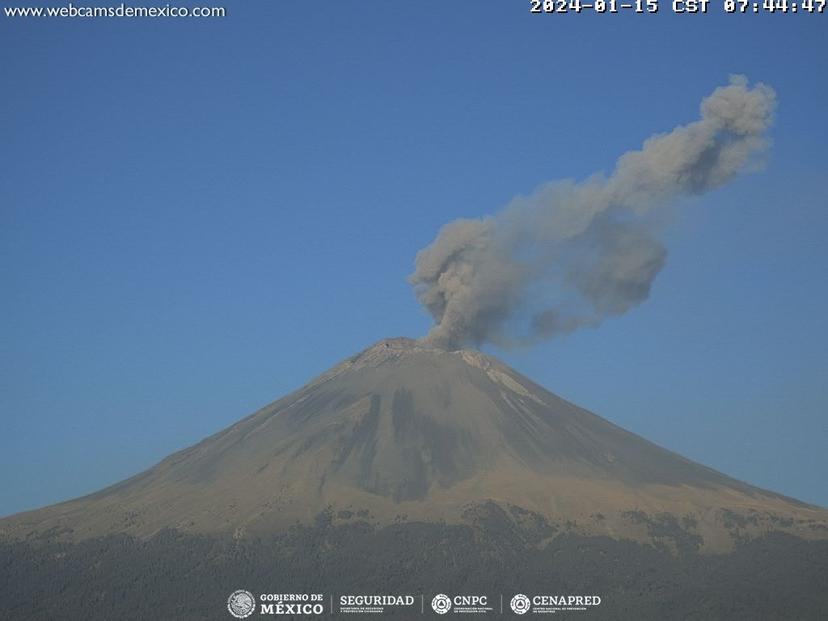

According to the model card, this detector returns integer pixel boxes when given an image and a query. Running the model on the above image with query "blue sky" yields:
[2,3,826,516]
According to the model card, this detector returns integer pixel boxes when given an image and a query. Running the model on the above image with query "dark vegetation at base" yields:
[1,518,827,621]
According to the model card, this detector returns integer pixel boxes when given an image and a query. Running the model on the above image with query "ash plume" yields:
[410,75,776,350]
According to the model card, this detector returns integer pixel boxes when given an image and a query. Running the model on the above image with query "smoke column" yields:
[410,75,776,350]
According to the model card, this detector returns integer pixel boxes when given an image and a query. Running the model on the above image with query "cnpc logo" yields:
[431,593,489,614]
[431,594,452,614]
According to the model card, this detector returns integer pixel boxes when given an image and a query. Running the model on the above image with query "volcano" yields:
[3,337,825,552]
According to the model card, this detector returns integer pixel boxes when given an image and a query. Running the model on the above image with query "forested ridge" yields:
[2,512,827,620]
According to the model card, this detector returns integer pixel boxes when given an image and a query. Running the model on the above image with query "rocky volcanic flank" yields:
[3,338,826,552]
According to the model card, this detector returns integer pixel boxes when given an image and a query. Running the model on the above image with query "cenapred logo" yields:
[432,593,452,614]
[227,589,256,618]
[510,593,531,615]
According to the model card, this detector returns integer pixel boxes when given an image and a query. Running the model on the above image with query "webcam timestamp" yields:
[530,0,658,11]
[529,0,825,12]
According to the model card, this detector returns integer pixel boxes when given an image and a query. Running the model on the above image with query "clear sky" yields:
[2,2,826,516]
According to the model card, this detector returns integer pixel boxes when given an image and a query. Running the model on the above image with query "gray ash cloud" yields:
[410,76,776,350]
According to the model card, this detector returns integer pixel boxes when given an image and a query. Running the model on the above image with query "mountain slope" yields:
[2,338,826,551]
